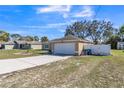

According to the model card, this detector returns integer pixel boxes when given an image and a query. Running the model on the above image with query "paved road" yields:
[0,55,70,75]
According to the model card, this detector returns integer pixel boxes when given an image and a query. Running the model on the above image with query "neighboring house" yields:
[0,41,42,50]
[4,41,15,49]
[13,41,31,49]
[49,35,92,56]
[29,41,42,49]
[0,42,6,49]
[42,41,49,50]
[117,42,124,49]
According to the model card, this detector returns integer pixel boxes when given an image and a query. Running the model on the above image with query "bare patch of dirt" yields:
[13,52,33,56]
[0,56,124,88]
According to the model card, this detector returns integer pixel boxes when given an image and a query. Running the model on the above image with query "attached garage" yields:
[50,35,92,56]
[49,35,110,56]
[54,43,75,55]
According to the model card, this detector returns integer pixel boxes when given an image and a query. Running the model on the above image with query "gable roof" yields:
[0,41,42,45]
[14,41,42,45]
[50,35,92,43]
[51,35,81,41]
[41,41,49,44]
[1,41,15,45]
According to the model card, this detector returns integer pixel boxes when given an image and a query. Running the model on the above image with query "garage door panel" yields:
[54,43,75,55]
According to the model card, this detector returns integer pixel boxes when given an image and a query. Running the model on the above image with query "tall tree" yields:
[11,34,22,41]
[65,20,115,44]
[106,35,121,49]
[22,36,34,41]
[0,30,9,42]
[119,25,124,41]
[65,20,89,39]
[88,20,114,44]
[33,36,39,41]
[41,36,49,42]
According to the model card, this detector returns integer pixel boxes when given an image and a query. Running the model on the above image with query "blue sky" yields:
[0,5,124,40]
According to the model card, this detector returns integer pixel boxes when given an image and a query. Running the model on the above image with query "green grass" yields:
[111,49,124,56]
[0,49,49,59]
[0,49,124,88]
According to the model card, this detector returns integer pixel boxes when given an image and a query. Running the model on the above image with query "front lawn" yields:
[111,49,124,56]
[0,50,124,88]
[0,49,49,59]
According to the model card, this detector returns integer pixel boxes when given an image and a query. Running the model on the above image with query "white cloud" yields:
[20,25,45,29]
[20,22,68,29]
[63,13,69,18]
[37,5,71,13]
[9,30,30,35]
[18,22,72,34]
[73,6,94,18]
[70,19,78,23]
[36,5,71,18]
[47,23,67,28]
[59,29,65,33]
[104,18,111,22]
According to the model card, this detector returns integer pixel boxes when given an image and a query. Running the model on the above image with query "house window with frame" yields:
[44,44,48,49]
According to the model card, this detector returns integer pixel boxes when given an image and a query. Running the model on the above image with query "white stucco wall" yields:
[5,45,14,50]
[117,42,124,49]
[31,45,42,49]
[84,44,111,56]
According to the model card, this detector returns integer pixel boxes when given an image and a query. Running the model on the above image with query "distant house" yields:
[0,42,6,49]
[42,41,50,50]
[49,35,92,56]
[117,42,124,49]
[0,41,42,50]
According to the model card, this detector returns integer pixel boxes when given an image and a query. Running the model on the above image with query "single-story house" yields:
[0,41,16,50]
[42,41,50,50]
[117,42,124,49]
[0,41,42,50]
[28,41,42,49]
[49,35,92,56]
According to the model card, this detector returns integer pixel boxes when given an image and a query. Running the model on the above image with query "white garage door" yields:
[54,43,75,55]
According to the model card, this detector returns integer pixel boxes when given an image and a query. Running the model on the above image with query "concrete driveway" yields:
[0,55,70,75]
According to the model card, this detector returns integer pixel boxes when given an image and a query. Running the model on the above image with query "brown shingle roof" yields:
[15,41,41,45]
[41,41,50,44]
[51,35,92,43]
[0,41,42,45]
[1,41,15,45]
[51,35,81,41]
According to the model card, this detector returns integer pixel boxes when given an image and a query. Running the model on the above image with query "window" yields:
[121,44,123,49]
[119,44,124,49]
[44,44,49,49]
